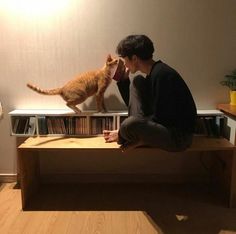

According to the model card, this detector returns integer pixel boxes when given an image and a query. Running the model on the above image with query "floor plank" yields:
[1,182,236,234]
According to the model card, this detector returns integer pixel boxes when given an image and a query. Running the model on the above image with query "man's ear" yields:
[132,55,138,62]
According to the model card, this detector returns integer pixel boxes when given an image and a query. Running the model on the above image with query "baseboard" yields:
[0,174,17,183]
[41,173,209,184]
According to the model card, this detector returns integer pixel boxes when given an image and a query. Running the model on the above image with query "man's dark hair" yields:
[116,35,154,60]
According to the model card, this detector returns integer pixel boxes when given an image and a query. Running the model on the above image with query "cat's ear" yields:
[106,54,112,62]
[107,58,118,66]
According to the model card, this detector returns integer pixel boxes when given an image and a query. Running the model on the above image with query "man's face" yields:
[122,55,138,74]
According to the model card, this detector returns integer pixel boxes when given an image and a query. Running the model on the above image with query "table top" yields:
[18,136,120,150]
[218,104,236,117]
[18,136,235,151]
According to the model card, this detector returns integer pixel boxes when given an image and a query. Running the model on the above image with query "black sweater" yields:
[117,60,197,133]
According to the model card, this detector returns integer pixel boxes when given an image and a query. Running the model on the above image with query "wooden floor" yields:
[1,182,236,234]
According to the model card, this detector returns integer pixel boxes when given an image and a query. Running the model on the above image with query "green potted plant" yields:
[220,69,236,105]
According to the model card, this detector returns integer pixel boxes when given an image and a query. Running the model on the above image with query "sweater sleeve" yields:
[116,79,130,107]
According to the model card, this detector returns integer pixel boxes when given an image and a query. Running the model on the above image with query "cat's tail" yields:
[27,83,61,95]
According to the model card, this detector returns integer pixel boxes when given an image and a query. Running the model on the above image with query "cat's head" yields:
[105,54,127,80]
[104,54,119,77]
[110,57,127,81]
[106,54,119,67]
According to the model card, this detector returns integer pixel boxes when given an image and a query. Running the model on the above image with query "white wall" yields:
[0,0,236,174]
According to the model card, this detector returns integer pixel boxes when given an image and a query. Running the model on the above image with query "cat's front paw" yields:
[100,109,108,113]
[96,108,107,113]
[74,109,82,114]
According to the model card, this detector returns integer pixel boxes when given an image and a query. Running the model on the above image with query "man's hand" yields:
[103,129,119,143]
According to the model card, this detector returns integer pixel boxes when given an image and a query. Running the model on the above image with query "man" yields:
[103,35,197,152]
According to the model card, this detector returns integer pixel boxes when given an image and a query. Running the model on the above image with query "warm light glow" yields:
[0,0,70,18]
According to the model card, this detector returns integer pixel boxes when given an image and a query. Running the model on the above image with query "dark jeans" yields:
[118,75,193,152]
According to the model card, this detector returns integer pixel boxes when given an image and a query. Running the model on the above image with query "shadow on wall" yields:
[82,94,127,111]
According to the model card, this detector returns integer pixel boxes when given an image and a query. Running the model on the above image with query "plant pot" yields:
[230,90,236,105]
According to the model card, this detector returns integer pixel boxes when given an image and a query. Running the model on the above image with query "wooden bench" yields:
[18,135,236,210]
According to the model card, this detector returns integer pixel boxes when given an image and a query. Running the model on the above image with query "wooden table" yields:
[18,136,119,209]
[18,136,236,209]
[218,104,236,117]
[218,104,236,144]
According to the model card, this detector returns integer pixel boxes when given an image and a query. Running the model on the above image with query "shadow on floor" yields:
[23,183,236,234]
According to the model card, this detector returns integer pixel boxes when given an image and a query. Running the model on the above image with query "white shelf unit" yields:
[195,109,225,137]
[9,109,128,137]
[9,109,225,137]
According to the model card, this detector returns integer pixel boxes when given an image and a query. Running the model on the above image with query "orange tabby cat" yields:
[27,55,119,113]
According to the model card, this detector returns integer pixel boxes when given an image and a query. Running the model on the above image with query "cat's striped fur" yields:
[27,55,118,113]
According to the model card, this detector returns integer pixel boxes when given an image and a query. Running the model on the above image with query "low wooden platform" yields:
[19,135,234,151]
[18,136,236,209]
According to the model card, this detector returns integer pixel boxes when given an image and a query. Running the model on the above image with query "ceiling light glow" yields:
[0,0,70,18]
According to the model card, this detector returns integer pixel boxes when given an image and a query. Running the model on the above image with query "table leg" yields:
[229,150,236,208]
[226,117,236,145]
[18,150,40,210]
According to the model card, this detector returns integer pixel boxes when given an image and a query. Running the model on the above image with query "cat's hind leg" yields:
[66,102,82,113]
[64,93,87,113]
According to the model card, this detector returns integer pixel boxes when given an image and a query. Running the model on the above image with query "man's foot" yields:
[119,142,143,152]
[103,130,119,143]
